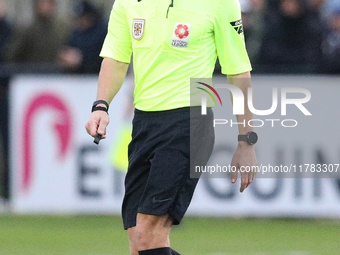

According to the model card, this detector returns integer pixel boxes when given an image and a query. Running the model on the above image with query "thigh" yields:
[122,108,190,229]
[122,107,215,229]
[137,126,191,217]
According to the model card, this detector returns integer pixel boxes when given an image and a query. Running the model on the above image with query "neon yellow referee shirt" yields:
[100,0,252,111]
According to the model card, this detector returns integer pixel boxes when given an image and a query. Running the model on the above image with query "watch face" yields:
[248,132,258,145]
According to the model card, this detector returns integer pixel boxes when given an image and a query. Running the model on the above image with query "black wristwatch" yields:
[238,131,258,145]
[92,100,109,113]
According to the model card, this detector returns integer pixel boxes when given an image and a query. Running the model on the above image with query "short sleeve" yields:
[214,0,252,75]
[100,0,132,63]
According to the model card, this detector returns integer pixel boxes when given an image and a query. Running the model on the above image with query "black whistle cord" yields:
[137,0,174,18]
[166,0,174,18]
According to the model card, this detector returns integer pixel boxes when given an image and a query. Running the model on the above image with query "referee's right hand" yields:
[85,110,110,140]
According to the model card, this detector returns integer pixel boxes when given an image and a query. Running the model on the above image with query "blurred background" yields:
[1,0,340,254]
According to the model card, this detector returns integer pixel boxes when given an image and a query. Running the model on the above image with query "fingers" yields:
[97,117,109,136]
[240,168,254,193]
[231,165,238,184]
[251,168,256,183]
[230,145,257,192]
[240,172,249,193]
[231,163,254,192]
[85,112,109,138]
[85,120,99,137]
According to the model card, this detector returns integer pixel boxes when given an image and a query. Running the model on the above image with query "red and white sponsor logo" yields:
[172,23,191,48]
[22,93,72,192]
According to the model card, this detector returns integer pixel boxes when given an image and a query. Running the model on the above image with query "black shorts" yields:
[122,107,214,230]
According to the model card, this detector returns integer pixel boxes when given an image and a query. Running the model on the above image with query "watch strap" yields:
[92,106,108,113]
[238,134,248,142]
[92,100,109,113]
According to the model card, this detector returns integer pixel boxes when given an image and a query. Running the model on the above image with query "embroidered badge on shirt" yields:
[172,23,191,48]
[133,19,145,40]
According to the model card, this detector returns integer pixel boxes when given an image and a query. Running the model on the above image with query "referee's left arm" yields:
[214,0,257,192]
[228,72,257,193]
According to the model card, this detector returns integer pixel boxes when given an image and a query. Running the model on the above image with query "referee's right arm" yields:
[85,58,129,139]
[85,0,132,139]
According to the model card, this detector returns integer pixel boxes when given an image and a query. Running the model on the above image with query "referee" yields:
[86,0,257,254]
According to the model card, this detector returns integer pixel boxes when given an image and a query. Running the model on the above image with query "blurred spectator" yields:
[4,0,68,64]
[309,0,326,11]
[241,0,265,64]
[321,8,340,74]
[0,0,11,62]
[309,0,328,21]
[258,0,323,73]
[58,0,107,74]
[324,0,340,16]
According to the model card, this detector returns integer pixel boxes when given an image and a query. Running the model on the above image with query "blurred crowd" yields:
[242,0,340,73]
[0,0,107,74]
[0,0,340,74]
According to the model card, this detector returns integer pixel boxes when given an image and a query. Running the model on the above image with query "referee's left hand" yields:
[230,142,257,193]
